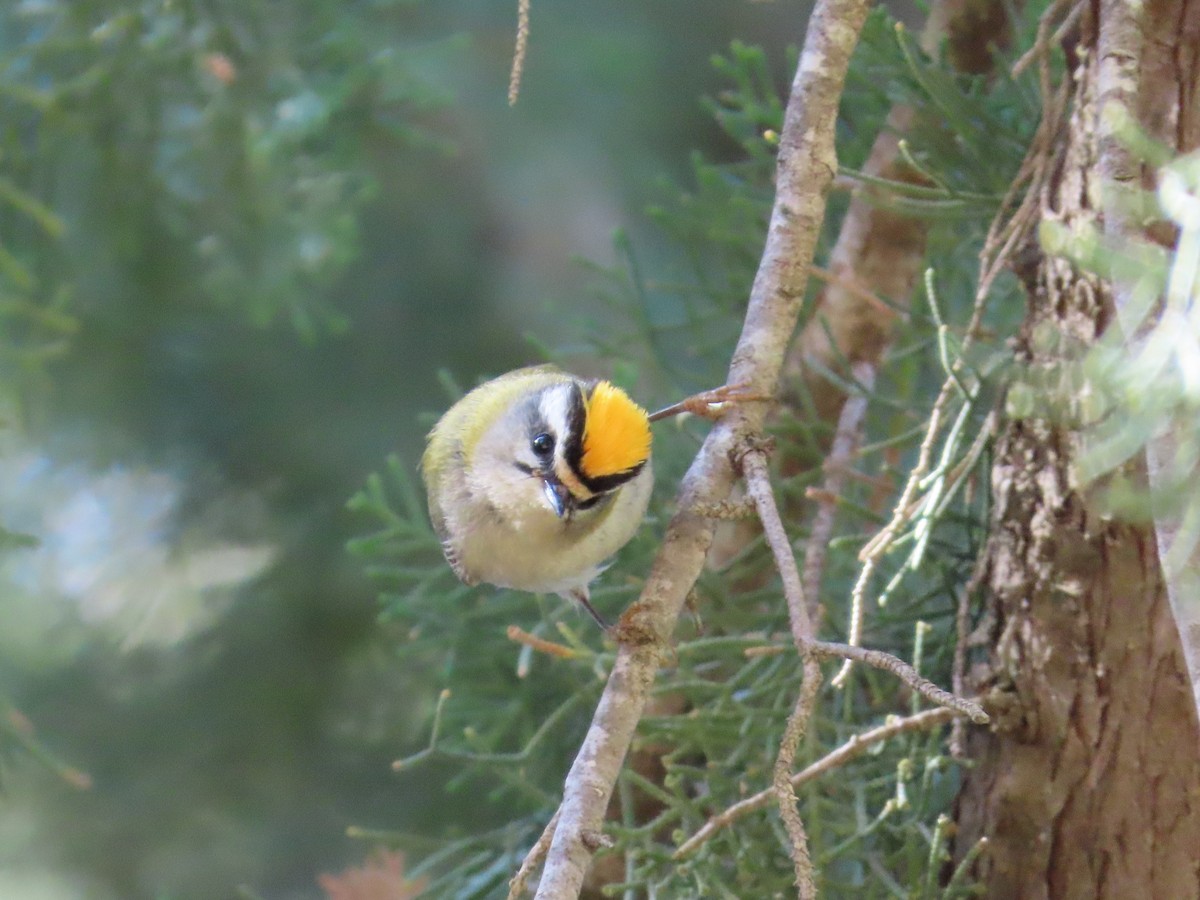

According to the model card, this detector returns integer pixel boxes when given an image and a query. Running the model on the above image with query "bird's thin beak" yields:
[541,476,572,519]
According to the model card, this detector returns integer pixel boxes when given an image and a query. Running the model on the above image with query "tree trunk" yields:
[955,0,1200,896]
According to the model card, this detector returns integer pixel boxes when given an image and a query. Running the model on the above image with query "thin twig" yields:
[0,701,92,790]
[1011,0,1083,79]
[674,707,957,858]
[832,77,1063,691]
[812,642,989,723]
[950,539,991,758]
[738,638,988,723]
[742,447,821,897]
[833,373,956,687]
[507,625,580,659]
[744,644,789,658]
[803,362,875,613]
[532,0,873,890]
[508,0,531,106]
[508,809,560,899]
[742,451,815,655]
[809,264,894,316]
[815,461,896,494]
[950,584,973,757]
[774,679,822,896]
[944,835,990,896]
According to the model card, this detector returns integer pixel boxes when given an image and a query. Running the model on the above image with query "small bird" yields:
[421,366,654,628]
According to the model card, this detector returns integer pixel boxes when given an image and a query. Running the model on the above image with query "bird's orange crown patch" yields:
[581,381,652,479]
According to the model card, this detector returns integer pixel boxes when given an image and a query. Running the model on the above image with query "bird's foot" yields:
[647,383,771,422]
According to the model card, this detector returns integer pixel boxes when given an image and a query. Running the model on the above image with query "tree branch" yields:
[508,0,531,106]
[741,447,821,896]
[531,0,873,893]
[508,809,560,899]
[738,638,989,723]
[674,707,958,859]
[811,642,988,723]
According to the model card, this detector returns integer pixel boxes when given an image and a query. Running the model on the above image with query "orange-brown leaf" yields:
[317,850,426,900]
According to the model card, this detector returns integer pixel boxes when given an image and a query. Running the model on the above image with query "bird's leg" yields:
[647,383,771,423]
[567,587,610,631]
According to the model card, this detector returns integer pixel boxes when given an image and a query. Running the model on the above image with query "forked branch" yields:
[529,0,874,893]
[674,707,958,858]
[741,446,822,896]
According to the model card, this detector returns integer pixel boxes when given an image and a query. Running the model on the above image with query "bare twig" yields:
[803,362,875,610]
[951,538,991,757]
[812,642,989,723]
[950,582,973,757]
[1011,0,1084,79]
[677,189,982,892]
[532,0,873,891]
[809,462,894,495]
[0,700,92,790]
[507,625,579,659]
[742,447,822,897]
[742,451,815,654]
[736,638,989,723]
[508,0,531,106]
[833,374,957,688]
[808,264,894,316]
[773,680,822,897]
[744,643,789,658]
[508,809,560,899]
[741,437,983,887]
[945,835,990,895]
[674,707,957,858]
[831,77,1065,692]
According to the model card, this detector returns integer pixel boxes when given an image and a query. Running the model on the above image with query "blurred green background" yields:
[0,1,816,896]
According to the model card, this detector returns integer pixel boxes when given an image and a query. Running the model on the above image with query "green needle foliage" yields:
[351,5,1048,896]
[0,0,452,814]
[0,0,451,348]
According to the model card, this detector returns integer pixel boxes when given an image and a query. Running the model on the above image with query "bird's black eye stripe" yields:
[575,494,608,511]
[562,383,587,474]
[531,432,554,457]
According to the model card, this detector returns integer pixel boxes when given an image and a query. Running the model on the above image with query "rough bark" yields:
[955,0,1200,894]
[959,419,1200,896]
[1101,0,1200,711]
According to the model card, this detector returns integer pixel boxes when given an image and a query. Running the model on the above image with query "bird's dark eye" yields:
[531,432,555,457]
